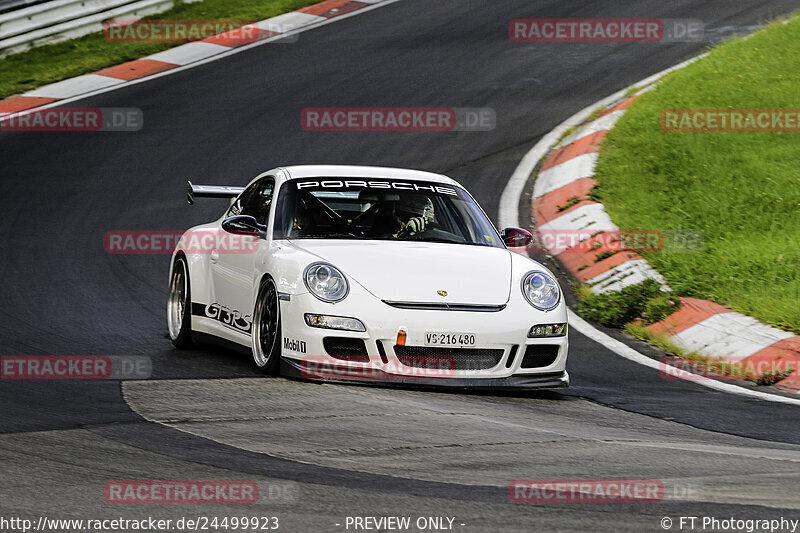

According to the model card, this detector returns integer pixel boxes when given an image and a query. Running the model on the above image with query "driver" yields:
[291,196,315,236]
[395,194,435,237]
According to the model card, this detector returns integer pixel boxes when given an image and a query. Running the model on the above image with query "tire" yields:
[252,276,281,375]
[167,256,193,348]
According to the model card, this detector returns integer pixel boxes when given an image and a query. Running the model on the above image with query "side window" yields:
[227,178,275,225]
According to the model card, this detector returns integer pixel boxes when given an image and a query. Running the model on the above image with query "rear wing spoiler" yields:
[187,181,245,204]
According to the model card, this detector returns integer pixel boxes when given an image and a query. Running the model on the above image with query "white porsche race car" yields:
[167,165,569,388]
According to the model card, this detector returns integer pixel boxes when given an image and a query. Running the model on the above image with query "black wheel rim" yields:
[253,280,279,367]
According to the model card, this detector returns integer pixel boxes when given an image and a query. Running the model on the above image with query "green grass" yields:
[556,195,581,212]
[0,0,318,99]
[592,15,800,334]
[577,278,681,328]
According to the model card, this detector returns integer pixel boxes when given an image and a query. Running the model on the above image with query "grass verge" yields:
[0,0,319,99]
[591,15,800,334]
[574,282,795,385]
[577,279,681,328]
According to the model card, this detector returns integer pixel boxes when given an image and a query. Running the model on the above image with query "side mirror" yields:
[222,215,264,236]
[501,227,532,247]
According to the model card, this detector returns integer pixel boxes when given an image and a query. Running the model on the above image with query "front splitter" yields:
[280,357,569,390]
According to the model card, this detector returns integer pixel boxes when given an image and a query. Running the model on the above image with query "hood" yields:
[290,240,512,305]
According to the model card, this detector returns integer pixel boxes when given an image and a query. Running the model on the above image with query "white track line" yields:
[569,310,800,406]
[498,54,799,406]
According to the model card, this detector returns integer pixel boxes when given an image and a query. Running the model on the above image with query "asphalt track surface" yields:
[1,1,799,531]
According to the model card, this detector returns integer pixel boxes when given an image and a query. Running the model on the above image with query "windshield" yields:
[273,178,503,247]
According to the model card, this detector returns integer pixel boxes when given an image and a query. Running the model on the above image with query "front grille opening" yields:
[394,345,504,371]
[323,337,370,363]
[383,301,506,312]
[376,340,388,364]
[521,345,559,368]
[505,345,519,369]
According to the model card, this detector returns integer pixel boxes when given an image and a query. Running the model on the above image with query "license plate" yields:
[424,332,476,346]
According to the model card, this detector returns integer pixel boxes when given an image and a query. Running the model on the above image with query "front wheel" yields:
[167,256,193,348]
[251,277,281,375]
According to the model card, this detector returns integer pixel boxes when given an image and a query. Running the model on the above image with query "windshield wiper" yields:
[402,237,495,247]
[401,236,462,244]
[293,232,366,239]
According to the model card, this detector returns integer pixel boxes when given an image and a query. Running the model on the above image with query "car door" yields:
[209,177,275,337]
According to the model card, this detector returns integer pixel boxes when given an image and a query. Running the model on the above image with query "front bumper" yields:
[277,289,569,388]
[281,357,569,390]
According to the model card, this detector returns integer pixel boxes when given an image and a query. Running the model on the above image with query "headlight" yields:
[304,262,349,303]
[521,271,561,310]
[305,314,365,332]
[528,323,567,338]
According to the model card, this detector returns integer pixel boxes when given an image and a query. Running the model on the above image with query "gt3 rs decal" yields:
[294,180,458,196]
[283,337,307,354]
[191,303,252,334]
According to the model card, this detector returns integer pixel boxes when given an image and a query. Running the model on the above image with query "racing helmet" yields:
[397,193,435,223]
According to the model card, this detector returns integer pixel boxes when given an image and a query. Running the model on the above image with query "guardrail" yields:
[0,0,50,16]
[0,0,198,57]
